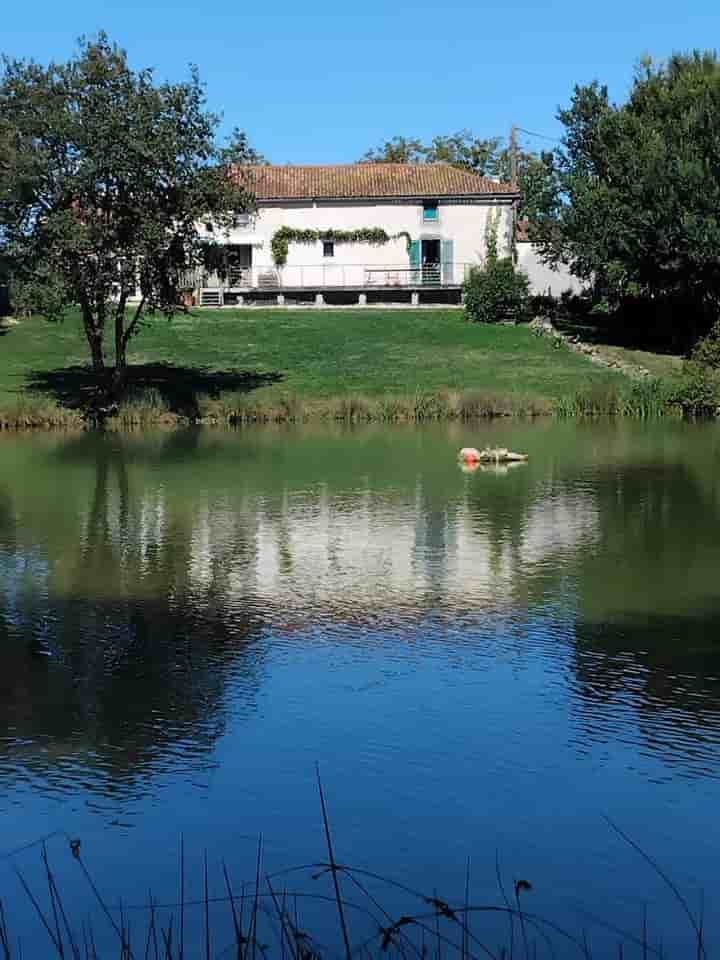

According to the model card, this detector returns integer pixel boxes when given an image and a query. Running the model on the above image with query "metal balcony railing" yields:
[197,262,473,291]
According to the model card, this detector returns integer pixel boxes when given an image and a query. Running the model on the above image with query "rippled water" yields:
[1,421,720,956]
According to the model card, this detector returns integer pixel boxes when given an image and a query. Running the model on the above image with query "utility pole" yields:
[510,123,518,188]
[509,124,519,262]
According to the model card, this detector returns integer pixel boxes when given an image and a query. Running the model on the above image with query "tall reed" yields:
[3,808,708,960]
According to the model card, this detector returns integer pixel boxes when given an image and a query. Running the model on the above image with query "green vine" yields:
[484,209,500,263]
[271,227,412,266]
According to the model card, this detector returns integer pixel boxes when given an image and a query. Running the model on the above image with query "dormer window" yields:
[423,201,439,222]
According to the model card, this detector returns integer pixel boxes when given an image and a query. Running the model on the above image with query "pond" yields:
[1,421,719,958]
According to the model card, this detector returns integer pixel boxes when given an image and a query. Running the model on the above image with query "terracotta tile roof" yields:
[235,164,517,200]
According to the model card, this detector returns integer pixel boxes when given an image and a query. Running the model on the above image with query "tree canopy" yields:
[525,51,720,340]
[361,131,539,225]
[0,34,258,394]
[361,130,532,181]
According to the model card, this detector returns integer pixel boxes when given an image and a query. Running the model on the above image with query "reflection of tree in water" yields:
[569,462,720,778]
[571,614,720,777]
[0,435,266,798]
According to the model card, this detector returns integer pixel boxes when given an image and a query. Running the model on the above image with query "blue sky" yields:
[2,0,718,163]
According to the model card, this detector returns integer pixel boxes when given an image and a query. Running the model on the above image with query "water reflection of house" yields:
[184,487,599,622]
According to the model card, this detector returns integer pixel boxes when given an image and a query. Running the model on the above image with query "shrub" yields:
[669,361,720,416]
[691,319,720,368]
[463,258,530,324]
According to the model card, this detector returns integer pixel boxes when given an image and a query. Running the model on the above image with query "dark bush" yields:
[691,319,720,368]
[669,361,720,416]
[463,258,530,324]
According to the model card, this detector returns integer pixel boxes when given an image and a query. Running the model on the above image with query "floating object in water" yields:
[459,447,528,464]
[460,460,527,475]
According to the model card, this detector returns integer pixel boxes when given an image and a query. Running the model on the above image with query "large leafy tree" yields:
[0,35,256,390]
[525,52,720,338]
[361,135,427,164]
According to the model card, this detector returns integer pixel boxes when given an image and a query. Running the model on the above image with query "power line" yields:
[517,127,563,145]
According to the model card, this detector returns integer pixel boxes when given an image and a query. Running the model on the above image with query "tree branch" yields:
[121,295,146,352]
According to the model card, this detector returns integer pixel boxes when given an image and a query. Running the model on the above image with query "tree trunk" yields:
[80,298,106,374]
[114,296,146,399]
[111,363,126,399]
[88,332,105,373]
[84,322,112,418]
[111,300,129,399]
[114,314,127,373]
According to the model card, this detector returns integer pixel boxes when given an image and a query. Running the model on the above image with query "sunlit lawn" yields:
[0,308,631,407]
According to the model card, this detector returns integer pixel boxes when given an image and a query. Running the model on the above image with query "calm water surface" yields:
[1,421,720,956]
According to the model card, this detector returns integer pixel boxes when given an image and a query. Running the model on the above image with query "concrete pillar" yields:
[411,291,420,306]
[237,295,244,306]
[358,293,367,305]
[315,292,325,306]
[277,293,285,306]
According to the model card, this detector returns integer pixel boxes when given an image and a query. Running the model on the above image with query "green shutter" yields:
[409,239,421,283]
[441,239,454,284]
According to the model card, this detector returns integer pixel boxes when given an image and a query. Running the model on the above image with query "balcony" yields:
[194,262,473,305]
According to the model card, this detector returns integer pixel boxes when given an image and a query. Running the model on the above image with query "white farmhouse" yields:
[193,163,518,306]
[514,218,585,298]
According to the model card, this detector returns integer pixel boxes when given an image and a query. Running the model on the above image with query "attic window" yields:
[323,241,335,258]
[423,201,439,222]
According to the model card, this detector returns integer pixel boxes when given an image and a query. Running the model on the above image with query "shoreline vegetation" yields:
[0,309,695,430]
[0,381,676,430]
[4,803,709,960]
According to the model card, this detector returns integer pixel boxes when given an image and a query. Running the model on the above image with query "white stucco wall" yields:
[516,242,585,297]
[212,199,514,286]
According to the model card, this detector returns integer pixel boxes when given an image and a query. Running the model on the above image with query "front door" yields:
[421,238,441,285]
[227,245,253,286]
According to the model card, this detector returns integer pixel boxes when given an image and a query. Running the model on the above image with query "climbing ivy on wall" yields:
[271,227,412,266]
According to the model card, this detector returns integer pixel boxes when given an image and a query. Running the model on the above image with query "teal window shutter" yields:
[409,239,421,282]
[441,239,454,284]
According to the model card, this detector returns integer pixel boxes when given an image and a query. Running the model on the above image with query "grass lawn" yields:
[552,315,686,382]
[0,308,633,417]
[590,343,685,381]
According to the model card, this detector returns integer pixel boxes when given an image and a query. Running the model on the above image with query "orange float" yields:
[458,447,529,464]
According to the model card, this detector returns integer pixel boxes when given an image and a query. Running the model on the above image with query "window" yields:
[323,241,335,258]
[423,201,439,222]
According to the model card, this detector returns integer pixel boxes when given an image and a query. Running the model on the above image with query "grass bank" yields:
[0,309,677,427]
